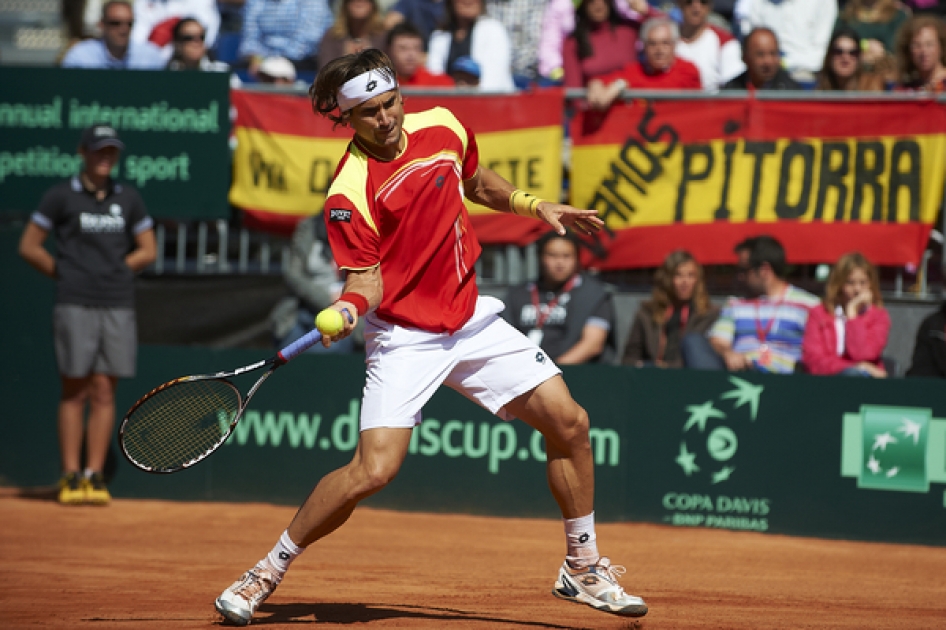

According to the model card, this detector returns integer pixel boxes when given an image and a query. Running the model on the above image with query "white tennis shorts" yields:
[359,296,562,431]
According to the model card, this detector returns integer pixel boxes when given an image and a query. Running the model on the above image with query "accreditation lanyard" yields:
[528,274,579,345]
[754,288,787,365]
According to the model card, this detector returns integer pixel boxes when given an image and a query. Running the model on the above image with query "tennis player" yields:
[215,49,648,625]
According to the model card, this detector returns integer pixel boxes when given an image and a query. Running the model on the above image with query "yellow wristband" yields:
[509,190,542,218]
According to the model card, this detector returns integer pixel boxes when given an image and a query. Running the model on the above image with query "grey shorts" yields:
[53,304,137,379]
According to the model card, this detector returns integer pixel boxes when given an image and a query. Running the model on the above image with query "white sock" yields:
[564,512,599,569]
[260,530,304,578]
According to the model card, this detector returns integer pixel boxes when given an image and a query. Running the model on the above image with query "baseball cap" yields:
[449,56,481,79]
[80,124,125,151]
[258,56,297,82]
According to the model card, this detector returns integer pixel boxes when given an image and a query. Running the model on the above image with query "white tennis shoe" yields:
[552,556,648,617]
[215,564,281,626]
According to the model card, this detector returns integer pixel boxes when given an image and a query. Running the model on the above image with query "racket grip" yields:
[276,308,353,363]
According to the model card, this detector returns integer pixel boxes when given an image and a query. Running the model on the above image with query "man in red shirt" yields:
[587,16,701,109]
[215,49,649,626]
[386,22,454,87]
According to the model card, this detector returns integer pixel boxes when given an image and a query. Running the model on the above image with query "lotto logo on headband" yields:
[329,208,352,222]
[366,79,377,92]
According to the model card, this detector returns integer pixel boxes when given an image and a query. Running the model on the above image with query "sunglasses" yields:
[177,33,205,43]
[104,19,134,27]
[831,47,860,57]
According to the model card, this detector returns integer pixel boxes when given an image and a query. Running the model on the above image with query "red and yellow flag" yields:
[570,98,946,269]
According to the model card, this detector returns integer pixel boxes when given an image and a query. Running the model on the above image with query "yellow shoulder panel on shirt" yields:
[403,108,468,156]
[327,143,378,235]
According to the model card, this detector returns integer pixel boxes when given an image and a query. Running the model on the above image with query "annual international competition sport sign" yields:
[0,68,231,219]
[229,88,564,237]
[570,98,946,269]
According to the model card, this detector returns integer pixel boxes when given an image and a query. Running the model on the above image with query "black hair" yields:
[536,230,582,258]
[386,21,424,50]
[746,235,787,278]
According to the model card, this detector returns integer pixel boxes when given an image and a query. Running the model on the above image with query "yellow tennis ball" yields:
[315,309,345,336]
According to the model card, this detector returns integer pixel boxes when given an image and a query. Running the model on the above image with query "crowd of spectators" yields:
[54,1,946,94]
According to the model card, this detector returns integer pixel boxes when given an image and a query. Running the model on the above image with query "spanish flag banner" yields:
[571,98,946,269]
[229,88,565,238]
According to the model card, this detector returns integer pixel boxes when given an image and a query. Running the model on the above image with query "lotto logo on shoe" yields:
[329,208,352,222]
[278,552,290,561]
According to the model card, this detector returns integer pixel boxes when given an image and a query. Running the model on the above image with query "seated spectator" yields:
[238,0,334,75]
[484,0,546,88]
[837,0,910,58]
[257,56,300,84]
[587,17,701,109]
[895,15,946,92]
[386,22,455,86]
[723,27,802,89]
[685,235,820,373]
[130,0,220,63]
[502,231,616,365]
[622,250,720,368]
[269,216,354,354]
[563,0,659,88]
[166,18,230,72]
[383,0,446,46]
[734,0,836,80]
[801,252,890,377]
[449,55,482,86]
[906,300,946,378]
[62,0,165,69]
[427,0,515,91]
[816,26,887,91]
[676,0,745,91]
[317,0,388,69]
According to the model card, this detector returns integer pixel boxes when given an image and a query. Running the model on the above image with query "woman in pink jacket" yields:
[802,252,891,377]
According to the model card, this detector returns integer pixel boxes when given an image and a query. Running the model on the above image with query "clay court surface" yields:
[2,494,944,629]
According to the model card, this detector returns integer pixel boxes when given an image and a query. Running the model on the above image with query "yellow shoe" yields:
[58,472,85,505]
[84,472,111,505]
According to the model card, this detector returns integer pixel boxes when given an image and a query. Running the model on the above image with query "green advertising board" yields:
[0,67,230,219]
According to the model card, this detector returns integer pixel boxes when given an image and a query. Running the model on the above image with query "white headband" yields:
[337,69,398,112]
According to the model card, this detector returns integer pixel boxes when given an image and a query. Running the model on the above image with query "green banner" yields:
[0,68,230,219]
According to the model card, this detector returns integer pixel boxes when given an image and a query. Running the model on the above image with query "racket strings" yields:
[122,379,242,471]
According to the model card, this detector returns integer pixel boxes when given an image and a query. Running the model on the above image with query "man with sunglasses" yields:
[675,0,745,91]
[62,1,164,69]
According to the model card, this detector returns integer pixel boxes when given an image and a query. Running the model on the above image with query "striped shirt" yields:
[709,284,819,374]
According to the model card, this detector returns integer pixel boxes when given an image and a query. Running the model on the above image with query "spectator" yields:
[484,0,546,87]
[563,0,659,88]
[386,22,455,85]
[61,0,164,69]
[895,14,946,92]
[676,0,745,91]
[622,249,720,368]
[383,0,446,45]
[837,0,910,56]
[686,235,820,373]
[238,0,334,75]
[317,0,388,69]
[906,300,946,378]
[734,0,836,80]
[449,55,482,86]
[166,18,231,73]
[427,0,515,91]
[587,17,702,109]
[269,216,355,354]
[816,26,887,91]
[257,56,301,84]
[801,252,890,377]
[502,231,616,365]
[723,27,802,89]
[17,124,156,505]
[130,0,221,63]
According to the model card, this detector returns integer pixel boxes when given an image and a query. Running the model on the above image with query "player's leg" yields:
[57,375,90,504]
[83,373,117,504]
[505,377,647,618]
[215,427,412,626]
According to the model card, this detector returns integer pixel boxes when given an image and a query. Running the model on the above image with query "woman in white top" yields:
[426,0,515,91]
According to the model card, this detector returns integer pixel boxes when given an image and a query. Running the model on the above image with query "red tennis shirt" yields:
[324,107,482,333]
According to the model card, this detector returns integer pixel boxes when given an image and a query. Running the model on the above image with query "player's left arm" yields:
[463,165,603,236]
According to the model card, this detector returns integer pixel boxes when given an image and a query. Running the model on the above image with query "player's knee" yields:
[564,405,591,447]
[354,458,400,494]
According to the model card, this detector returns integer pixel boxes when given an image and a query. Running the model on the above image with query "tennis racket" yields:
[119,309,351,474]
